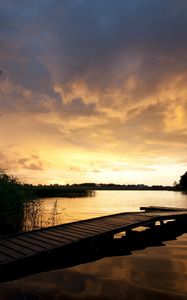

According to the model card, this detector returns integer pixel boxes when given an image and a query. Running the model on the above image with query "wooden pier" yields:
[0,206,187,282]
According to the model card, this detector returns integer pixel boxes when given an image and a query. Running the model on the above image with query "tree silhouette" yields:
[0,169,26,234]
[179,172,187,190]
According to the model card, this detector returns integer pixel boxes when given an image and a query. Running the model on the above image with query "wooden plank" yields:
[72,223,107,232]
[35,231,78,243]
[0,252,12,263]
[123,218,158,229]
[76,222,113,231]
[46,228,86,240]
[65,227,98,238]
[51,227,90,237]
[84,220,116,229]
[0,244,24,259]
[49,228,85,238]
[59,224,99,235]
[30,231,75,244]
[29,233,61,246]
[96,216,130,223]
[114,215,149,221]
[50,228,90,239]
[90,217,138,227]
[80,217,123,227]
[95,216,157,232]
[90,219,127,228]
[7,237,46,252]
[0,240,34,256]
[16,236,55,249]
[114,215,155,224]
[63,225,98,236]
[36,231,79,243]
[99,217,134,225]
[70,224,102,234]
[112,215,144,220]
[85,224,115,231]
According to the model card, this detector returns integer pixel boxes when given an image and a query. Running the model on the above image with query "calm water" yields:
[1,190,187,299]
[1,233,187,299]
[24,190,187,230]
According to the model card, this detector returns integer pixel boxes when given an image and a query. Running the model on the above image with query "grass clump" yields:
[0,170,27,235]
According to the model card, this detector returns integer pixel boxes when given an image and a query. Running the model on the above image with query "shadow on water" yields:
[2,219,187,283]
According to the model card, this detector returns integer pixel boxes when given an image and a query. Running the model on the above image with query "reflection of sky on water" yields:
[1,234,187,299]
[24,191,187,231]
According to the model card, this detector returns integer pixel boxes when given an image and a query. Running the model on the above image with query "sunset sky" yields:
[0,0,187,185]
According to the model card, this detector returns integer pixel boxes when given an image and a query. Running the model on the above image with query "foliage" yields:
[24,184,93,198]
[0,171,93,235]
[0,170,27,235]
[179,171,187,191]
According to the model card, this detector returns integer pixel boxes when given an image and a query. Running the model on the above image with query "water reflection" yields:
[23,190,187,231]
[23,199,67,231]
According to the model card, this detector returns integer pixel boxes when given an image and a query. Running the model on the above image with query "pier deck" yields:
[1,206,187,281]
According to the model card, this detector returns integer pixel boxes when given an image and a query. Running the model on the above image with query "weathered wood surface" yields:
[0,206,187,281]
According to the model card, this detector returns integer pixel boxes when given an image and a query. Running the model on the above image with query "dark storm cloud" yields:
[0,0,62,113]
[1,0,187,102]
[42,0,187,92]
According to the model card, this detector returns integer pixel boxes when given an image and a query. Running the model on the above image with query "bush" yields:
[0,170,27,235]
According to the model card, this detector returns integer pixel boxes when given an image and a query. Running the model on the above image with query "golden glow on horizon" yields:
[1,1,187,186]
[1,73,187,185]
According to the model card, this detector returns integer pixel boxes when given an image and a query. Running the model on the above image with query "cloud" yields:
[0,0,187,184]
[1,1,187,110]
[0,146,47,173]
[2,1,187,97]
[41,0,187,96]
[62,97,97,116]
[17,157,45,171]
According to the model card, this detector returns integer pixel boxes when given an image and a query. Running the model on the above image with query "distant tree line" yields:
[1,169,187,235]
[68,183,174,191]
[24,184,94,198]
[24,183,175,193]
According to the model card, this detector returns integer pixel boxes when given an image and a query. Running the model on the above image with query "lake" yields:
[24,190,187,230]
[1,190,187,299]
